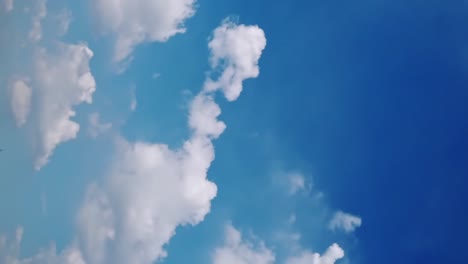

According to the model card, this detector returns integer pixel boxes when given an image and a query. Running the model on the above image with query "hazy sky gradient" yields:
[1,1,467,264]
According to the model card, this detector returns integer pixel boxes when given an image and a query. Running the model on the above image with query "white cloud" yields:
[285,243,345,264]
[55,9,72,37]
[2,1,96,170]
[130,86,137,112]
[213,224,275,264]
[74,21,267,264]
[0,226,85,264]
[214,225,344,264]
[204,19,267,101]
[88,112,112,138]
[9,78,32,127]
[189,94,226,138]
[93,0,196,62]
[3,0,13,12]
[28,0,46,42]
[287,173,306,195]
[33,42,96,170]
[329,211,362,233]
[77,135,218,264]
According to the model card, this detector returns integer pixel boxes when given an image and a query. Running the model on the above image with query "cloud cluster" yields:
[1,1,360,263]
[93,0,196,62]
[74,20,267,264]
[213,224,276,264]
[329,211,362,233]
[2,0,96,170]
[213,225,344,264]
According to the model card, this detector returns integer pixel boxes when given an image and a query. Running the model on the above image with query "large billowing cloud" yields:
[2,0,97,170]
[213,224,275,264]
[75,20,267,264]
[93,0,196,62]
[76,135,219,264]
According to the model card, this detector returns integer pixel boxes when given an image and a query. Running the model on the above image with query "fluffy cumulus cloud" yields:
[285,244,345,264]
[93,0,196,62]
[74,20,267,264]
[0,227,85,264]
[76,135,219,264]
[213,224,275,264]
[2,0,96,170]
[9,78,32,127]
[204,20,267,101]
[329,211,362,233]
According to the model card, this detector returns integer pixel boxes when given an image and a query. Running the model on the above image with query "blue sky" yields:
[1,0,467,264]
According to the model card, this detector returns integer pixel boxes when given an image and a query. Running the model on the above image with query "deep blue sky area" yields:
[194,0,468,263]
[244,0,466,263]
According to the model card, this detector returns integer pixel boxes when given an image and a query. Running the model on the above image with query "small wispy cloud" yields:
[3,0,13,12]
[152,72,161,79]
[55,9,72,37]
[129,85,137,112]
[28,0,46,42]
[88,112,112,138]
[9,78,32,127]
[329,211,362,233]
[287,172,307,195]
[288,213,297,224]
[285,243,345,264]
